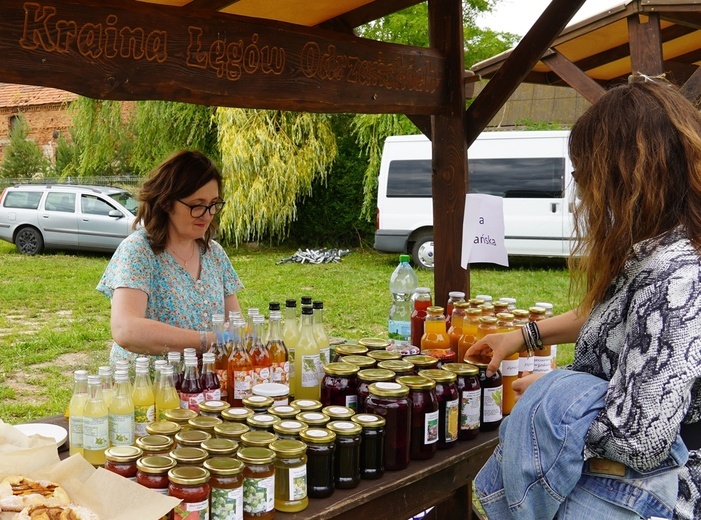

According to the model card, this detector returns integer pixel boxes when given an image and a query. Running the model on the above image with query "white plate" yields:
[14,423,68,447]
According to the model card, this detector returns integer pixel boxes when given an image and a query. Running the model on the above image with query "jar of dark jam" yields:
[441,363,481,440]
[421,349,457,368]
[201,437,238,458]
[243,395,275,414]
[188,415,223,435]
[246,413,281,432]
[320,362,360,410]
[376,360,415,378]
[136,434,174,457]
[203,457,244,520]
[267,404,300,420]
[274,420,308,440]
[465,356,503,432]
[396,376,439,460]
[296,411,330,428]
[169,447,209,467]
[214,422,250,443]
[339,355,376,370]
[236,447,276,519]
[350,413,385,480]
[240,430,278,449]
[104,446,143,481]
[175,429,212,449]
[164,408,198,432]
[418,369,459,449]
[356,369,395,413]
[290,399,323,412]
[168,466,211,520]
[404,354,440,374]
[221,407,255,424]
[146,420,182,440]
[299,428,336,499]
[136,455,176,496]
[364,382,411,471]
[333,344,369,362]
[199,399,231,418]
[358,337,391,352]
[366,350,402,363]
[322,405,355,422]
[269,439,309,513]
[326,421,362,489]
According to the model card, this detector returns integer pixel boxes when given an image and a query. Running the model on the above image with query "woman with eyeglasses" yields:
[97,150,243,367]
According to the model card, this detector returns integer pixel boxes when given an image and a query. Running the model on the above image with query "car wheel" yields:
[15,227,44,255]
[411,233,434,270]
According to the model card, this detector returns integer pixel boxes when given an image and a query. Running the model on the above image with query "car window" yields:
[109,191,138,215]
[45,192,76,212]
[81,194,117,216]
[3,191,42,209]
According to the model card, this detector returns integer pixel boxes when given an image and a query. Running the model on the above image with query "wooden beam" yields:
[407,115,432,139]
[464,0,587,146]
[680,66,701,105]
[628,12,664,76]
[541,49,606,103]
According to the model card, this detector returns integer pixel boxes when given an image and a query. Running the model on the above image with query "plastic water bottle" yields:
[388,254,419,341]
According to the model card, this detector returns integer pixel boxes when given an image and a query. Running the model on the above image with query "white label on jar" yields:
[303,413,325,421]
[288,349,295,380]
[519,355,534,373]
[550,345,558,370]
[354,414,377,424]
[461,389,481,430]
[445,399,459,442]
[204,388,221,401]
[345,395,358,411]
[533,355,552,374]
[328,406,349,416]
[280,420,303,429]
[69,416,83,448]
[295,400,316,407]
[243,475,275,514]
[483,385,503,423]
[274,406,296,414]
[211,486,243,520]
[305,429,328,438]
[301,355,320,387]
[501,358,519,377]
[288,465,307,501]
[108,412,135,446]
[83,416,109,450]
[333,421,355,430]
[319,347,331,367]
[172,498,209,520]
[424,410,439,444]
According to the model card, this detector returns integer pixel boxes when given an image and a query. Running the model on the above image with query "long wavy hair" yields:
[569,80,701,312]
[135,150,223,254]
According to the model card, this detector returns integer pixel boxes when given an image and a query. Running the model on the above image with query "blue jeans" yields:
[475,370,689,520]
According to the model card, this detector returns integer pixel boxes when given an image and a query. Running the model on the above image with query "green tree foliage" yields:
[216,108,336,244]
[0,114,49,179]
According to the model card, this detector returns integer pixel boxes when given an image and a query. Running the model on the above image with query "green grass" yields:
[0,241,575,423]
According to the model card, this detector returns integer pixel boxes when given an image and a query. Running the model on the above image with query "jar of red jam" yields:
[236,447,276,519]
[170,447,209,467]
[322,405,355,422]
[175,429,212,449]
[332,344,368,362]
[356,369,395,413]
[214,422,250,443]
[104,446,142,481]
[273,420,308,441]
[418,369,459,449]
[396,376,439,460]
[203,457,244,520]
[136,455,176,495]
[339,355,376,370]
[421,349,457,368]
[376,359,415,378]
[441,363,481,440]
[350,413,385,480]
[221,407,255,424]
[320,362,360,410]
[364,382,411,471]
[299,428,336,499]
[366,350,402,363]
[136,434,174,457]
[326,421,362,489]
[465,355,503,432]
[404,354,440,374]
[201,437,238,458]
[168,466,211,520]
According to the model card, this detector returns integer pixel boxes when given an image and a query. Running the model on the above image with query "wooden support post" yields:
[628,12,664,76]
[541,49,606,104]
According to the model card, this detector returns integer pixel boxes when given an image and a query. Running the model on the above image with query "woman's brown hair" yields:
[568,80,701,311]
[135,150,223,254]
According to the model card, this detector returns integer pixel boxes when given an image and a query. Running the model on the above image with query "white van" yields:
[374,131,575,269]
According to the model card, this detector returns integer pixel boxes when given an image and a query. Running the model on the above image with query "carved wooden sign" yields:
[0,0,448,113]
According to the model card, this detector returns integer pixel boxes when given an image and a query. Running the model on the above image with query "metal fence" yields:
[0,175,141,189]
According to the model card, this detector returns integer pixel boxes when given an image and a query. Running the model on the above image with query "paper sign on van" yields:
[461,194,509,268]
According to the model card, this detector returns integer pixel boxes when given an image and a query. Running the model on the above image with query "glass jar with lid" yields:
[243,395,275,414]
[168,466,211,520]
[290,399,322,412]
[252,382,290,406]
[188,415,223,435]
[164,408,198,432]
[366,350,402,363]
[236,447,276,519]
[175,429,212,449]
[204,457,244,520]
[169,447,209,467]
[404,354,440,374]
[364,382,411,471]
[465,355,503,431]
[104,446,142,480]
[322,405,355,422]
[267,404,300,420]
[440,363,481,440]
[457,308,483,363]
[240,430,278,449]
[269,439,309,513]
[296,411,330,428]
[199,399,231,418]
[376,359,415,377]
[332,344,368,362]
[146,420,181,439]
[339,355,376,370]
[136,455,176,495]
[351,413,385,480]
[273,420,308,441]
[418,369,459,449]
[201,437,238,458]
[468,298,486,309]
[214,422,250,443]
[222,407,255,424]
[396,375,439,460]
[356,368,395,413]
[357,337,390,352]
[420,349,457,368]
[320,362,360,410]
[246,413,281,432]
[298,428,336,499]
[136,434,173,457]
[326,421,362,489]
[479,303,495,316]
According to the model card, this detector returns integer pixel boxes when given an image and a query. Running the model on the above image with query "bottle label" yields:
[288,349,295,381]
[172,498,209,520]
[108,412,135,446]
[271,361,289,385]
[460,389,481,430]
[301,355,320,388]
[319,347,331,367]
[483,386,503,423]
[215,369,228,398]
[203,388,221,401]
[252,367,271,386]
[211,486,243,520]
[69,416,83,448]
[233,370,253,400]
[134,404,155,437]
[345,394,358,411]
[288,465,307,501]
[83,416,109,451]
[519,355,534,373]
[501,358,519,377]
[424,409,439,445]
[533,355,552,374]
[550,345,558,371]
[243,475,275,514]
[180,392,205,413]
[388,319,411,341]
[445,399,459,442]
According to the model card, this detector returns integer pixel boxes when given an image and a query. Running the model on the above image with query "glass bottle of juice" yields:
[68,369,89,457]
[496,313,518,416]
[529,306,552,375]
[266,302,289,386]
[445,291,466,329]
[420,306,451,352]
[245,308,259,349]
[228,318,254,406]
[98,366,114,408]
[180,356,204,413]
[283,300,300,394]
[132,364,155,438]
[476,316,499,341]
[457,308,482,363]
[250,314,272,386]
[155,365,180,421]
[313,301,331,371]
[448,302,468,356]
[167,351,183,392]
[211,313,229,399]
[201,352,221,401]
[535,301,557,370]
[411,287,432,349]
[294,306,321,400]
[513,309,534,377]
[83,375,109,466]
[109,370,135,447]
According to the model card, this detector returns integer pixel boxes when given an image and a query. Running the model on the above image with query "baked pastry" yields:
[0,476,70,512]
[15,504,99,519]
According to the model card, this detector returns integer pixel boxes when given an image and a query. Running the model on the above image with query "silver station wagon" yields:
[0,184,138,255]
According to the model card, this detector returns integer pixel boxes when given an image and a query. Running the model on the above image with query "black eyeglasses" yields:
[177,199,226,218]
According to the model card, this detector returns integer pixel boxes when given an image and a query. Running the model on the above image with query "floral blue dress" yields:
[97,228,243,367]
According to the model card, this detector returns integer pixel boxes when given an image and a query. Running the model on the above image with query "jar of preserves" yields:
[479,303,495,316]
[376,359,415,377]
[267,404,300,420]
[199,400,231,418]
[418,369,459,449]
[164,408,198,432]
[246,413,281,432]
[322,405,355,422]
[136,455,176,496]
[269,439,308,513]
[136,434,174,457]
[296,411,330,428]
[169,447,209,467]
[252,383,290,406]
[236,447,276,519]
[468,298,486,309]
[395,376,438,460]
[320,362,360,410]
[168,466,211,520]
[364,382,411,471]
[298,428,336,499]
[175,429,212,449]
[420,349,457,368]
[529,306,552,375]
[289,399,322,413]
[201,437,238,458]
[339,355,376,370]
[222,407,255,424]
[476,316,498,343]
[273,420,308,440]
[404,355,439,374]
[350,413,385,480]
[386,342,420,357]
[214,422,250,443]
[326,421,362,489]
[188,415,223,435]
[366,350,402,363]
[240,431,278,449]
[332,344,368,361]
[420,306,451,352]
[357,337,390,352]
[356,369,395,413]
[440,363,481,440]
[243,395,275,414]
[204,457,244,520]
[457,308,483,363]
[465,355,503,431]
[146,420,182,440]
[104,446,142,480]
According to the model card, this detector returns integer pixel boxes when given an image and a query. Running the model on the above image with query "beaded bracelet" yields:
[521,321,545,356]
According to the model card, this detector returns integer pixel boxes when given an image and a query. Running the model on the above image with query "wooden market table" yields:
[39,414,498,520]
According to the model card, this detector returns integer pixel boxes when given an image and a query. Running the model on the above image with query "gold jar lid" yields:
[267,404,300,419]
[299,428,336,445]
[322,362,360,376]
[441,362,479,376]
[246,414,281,430]
[201,438,238,456]
[404,355,440,368]
[221,407,254,423]
[243,395,275,410]
[164,408,198,424]
[479,316,498,324]
[269,439,307,457]
[368,381,410,398]
[199,400,231,414]
[339,355,376,368]
[322,405,355,421]
[175,429,212,447]
[296,411,330,426]
[214,422,250,440]
[188,416,223,432]
[357,337,391,350]
[136,455,176,474]
[273,420,308,436]
[326,420,362,436]
[146,420,181,437]
[169,447,209,465]
[168,466,210,485]
[396,375,436,390]
[426,306,445,316]
[357,368,395,382]
[367,350,402,362]
[136,434,174,453]
[465,308,483,317]
[464,355,492,368]
[236,447,275,465]
[512,309,530,318]
[496,312,515,320]
[418,368,457,384]
[454,301,471,310]
[335,344,369,357]
[240,430,278,448]
[528,306,547,315]
[377,359,415,374]
[105,445,143,463]
[290,399,322,412]
[203,457,244,476]
[469,298,486,307]
[351,413,386,429]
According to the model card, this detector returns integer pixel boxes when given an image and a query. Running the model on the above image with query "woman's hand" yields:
[512,372,546,401]
[465,329,525,377]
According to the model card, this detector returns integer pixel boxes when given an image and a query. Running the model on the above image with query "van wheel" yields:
[15,227,44,255]
[412,233,434,270]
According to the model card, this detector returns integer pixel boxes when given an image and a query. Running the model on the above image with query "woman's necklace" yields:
[168,242,197,267]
